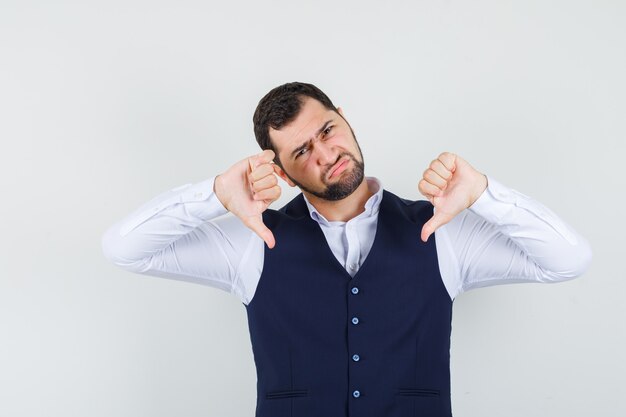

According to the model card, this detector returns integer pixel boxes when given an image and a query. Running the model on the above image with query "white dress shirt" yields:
[101,175,593,305]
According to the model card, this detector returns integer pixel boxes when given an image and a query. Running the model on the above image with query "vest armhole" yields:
[232,230,265,306]
[434,225,462,301]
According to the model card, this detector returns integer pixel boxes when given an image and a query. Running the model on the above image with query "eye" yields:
[295,147,309,158]
[323,126,333,136]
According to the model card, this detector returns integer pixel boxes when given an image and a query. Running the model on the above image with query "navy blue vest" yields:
[245,190,454,417]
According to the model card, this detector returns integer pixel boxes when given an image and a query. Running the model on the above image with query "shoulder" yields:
[262,193,308,229]
[381,189,434,225]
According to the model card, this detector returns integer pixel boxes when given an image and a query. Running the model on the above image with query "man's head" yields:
[253,82,365,201]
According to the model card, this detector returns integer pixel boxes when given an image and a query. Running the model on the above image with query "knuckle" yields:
[254,181,264,192]
[439,152,453,163]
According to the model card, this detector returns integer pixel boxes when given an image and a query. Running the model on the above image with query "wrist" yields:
[213,174,231,211]
[468,173,488,207]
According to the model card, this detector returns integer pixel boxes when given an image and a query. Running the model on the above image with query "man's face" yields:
[270,97,365,201]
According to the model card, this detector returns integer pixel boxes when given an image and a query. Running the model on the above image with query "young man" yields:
[102,82,592,417]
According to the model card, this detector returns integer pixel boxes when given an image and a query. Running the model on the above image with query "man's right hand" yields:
[213,150,282,249]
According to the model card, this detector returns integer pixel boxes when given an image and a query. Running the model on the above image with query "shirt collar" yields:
[302,176,384,225]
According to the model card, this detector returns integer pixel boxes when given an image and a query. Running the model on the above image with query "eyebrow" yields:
[290,119,334,158]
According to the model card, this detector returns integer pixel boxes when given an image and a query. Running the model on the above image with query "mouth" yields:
[328,158,349,180]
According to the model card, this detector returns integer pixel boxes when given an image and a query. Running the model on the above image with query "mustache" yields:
[322,152,354,180]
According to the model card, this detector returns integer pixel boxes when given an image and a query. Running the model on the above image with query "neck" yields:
[303,179,374,222]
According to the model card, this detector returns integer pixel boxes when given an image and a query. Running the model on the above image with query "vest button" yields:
[351,287,359,294]
[352,390,361,398]
[352,354,360,362]
[351,317,359,325]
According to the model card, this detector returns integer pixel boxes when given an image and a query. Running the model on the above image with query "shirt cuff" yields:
[178,176,229,218]
[467,175,526,224]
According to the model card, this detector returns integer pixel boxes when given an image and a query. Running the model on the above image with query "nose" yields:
[313,141,337,166]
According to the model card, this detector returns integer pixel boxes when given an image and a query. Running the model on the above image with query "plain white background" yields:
[1,0,623,416]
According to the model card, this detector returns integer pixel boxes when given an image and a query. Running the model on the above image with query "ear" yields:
[337,106,344,117]
[273,164,296,187]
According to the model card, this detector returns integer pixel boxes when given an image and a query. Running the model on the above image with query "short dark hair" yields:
[253,82,338,167]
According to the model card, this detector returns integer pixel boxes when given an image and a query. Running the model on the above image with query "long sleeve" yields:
[435,175,593,300]
[100,177,262,303]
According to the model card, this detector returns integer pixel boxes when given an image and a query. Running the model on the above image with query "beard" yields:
[285,150,365,201]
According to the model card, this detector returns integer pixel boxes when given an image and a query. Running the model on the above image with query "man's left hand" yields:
[418,152,488,242]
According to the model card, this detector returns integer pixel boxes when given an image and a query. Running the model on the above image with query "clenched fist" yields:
[418,152,488,243]
[214,150,282,248]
